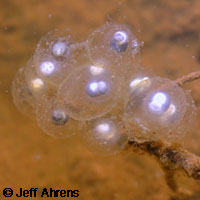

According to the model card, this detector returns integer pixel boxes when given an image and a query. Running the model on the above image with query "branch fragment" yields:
[175,70,200,86]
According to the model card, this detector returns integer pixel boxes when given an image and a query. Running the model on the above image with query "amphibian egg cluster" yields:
[12,22,196,155]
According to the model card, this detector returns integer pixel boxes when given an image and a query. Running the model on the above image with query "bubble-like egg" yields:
[87,22,140,79]
[11,67,36,119]
[28,54,68,87]
[57,64,121,121]
[124,77,196,142]
[34,29,76,60]
[28,29,79,86]
[36,97,78,138]
[123,67,154,109]
[24,58,57,101]
[82,116,129,155]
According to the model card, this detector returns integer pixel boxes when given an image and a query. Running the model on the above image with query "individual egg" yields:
[127,68,153,94]
[57,64,121,121]
[82,116,129,155]
[129,76,150,92]
[36,97,78,138]
[68,41,118,76]
[24,58,58,101]
[34,29,76,60]
[11,67,36,119]
[124,77,196,142]
[30,29,79,86]
[28,54,67,87]
[123,67,154,110]
[87,22,140,79]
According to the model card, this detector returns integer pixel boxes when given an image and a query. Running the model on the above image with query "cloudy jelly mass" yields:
[12,23,197,155]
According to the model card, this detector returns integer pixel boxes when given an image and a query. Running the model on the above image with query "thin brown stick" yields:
[126,140,200,199]
[175,70,200,86]
[126,141,200,179]
[127,70,200,195]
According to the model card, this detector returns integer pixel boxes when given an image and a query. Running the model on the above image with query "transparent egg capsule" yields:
[29,53,69,87]
[82,115,129,155]
[124,77,196,142]
[124,67,154,105]
[34,29,76,60]
[30,29,79,86]
[11,67,36,119]
[24,57,57,101]
[57,64,121,121]
[87,22,140,79]
[36,97,78,138]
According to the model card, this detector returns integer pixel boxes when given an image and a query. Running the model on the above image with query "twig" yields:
[175,70,200,86]
[126,141,200,189]
[127,70,200,195]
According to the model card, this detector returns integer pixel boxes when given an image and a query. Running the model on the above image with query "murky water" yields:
[0,0,200,199]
